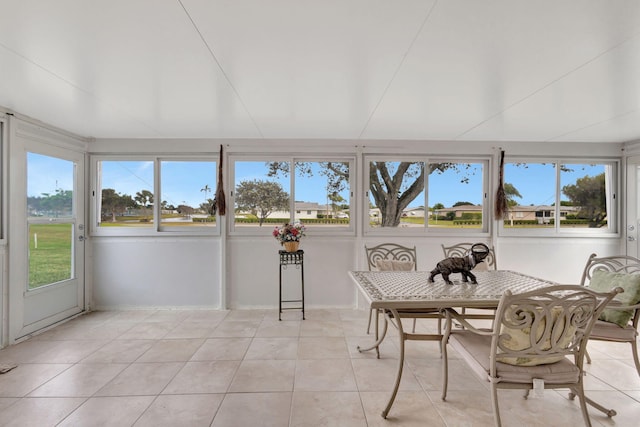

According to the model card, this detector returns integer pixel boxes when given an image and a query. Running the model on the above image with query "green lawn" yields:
[29,223,72,288]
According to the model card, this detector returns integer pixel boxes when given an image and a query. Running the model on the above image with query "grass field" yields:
[29,223,72,289]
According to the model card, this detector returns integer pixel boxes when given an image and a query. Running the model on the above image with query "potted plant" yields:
[273,222,306,252]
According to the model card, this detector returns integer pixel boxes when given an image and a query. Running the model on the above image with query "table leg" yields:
[357,311,388,358]
[381,308,405,419]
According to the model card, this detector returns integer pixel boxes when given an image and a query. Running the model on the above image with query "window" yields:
[366,157,488,233]
[92,157,217,235]
[97,160,154,229]
[231,157,353,233]
[159,160,217,230]
[502,159,617,235]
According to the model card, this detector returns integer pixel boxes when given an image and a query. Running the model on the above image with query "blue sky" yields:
[27,155,607,209]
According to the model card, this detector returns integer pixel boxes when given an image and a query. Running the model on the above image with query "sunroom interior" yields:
[1,2,640,425]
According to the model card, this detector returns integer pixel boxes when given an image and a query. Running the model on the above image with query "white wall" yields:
[92,237,221,309]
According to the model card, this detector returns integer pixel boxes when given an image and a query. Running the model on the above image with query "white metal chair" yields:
[441,284,622,427]
[579,253,640,377]
[365,243,418,335]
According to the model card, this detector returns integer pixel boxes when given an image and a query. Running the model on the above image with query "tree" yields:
[327,192,345,217]
[200,185,213,213]
[134,189,154,219]
[453,201,475,207]
[101,188,135,222]
[268,161,470,227]
[503,183,522,207]
[235,179,289,225]
[562,173,606,227]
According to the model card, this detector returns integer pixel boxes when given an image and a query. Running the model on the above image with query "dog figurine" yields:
[428,243,490,285]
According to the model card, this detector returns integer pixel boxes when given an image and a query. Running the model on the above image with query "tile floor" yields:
[0,308,639,426]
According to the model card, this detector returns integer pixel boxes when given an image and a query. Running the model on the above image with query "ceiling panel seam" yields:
[357,0,440,140]
[178,0,264,138]
[454,31,640,141]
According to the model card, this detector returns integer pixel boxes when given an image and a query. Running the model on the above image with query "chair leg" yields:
[585,347,592,364]
[631,339,640,377]
[569,386,616,418]
[490,383,502,427]
[411,318,416,333]
[366,308,373,334]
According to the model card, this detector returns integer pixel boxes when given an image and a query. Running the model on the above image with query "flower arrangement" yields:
[272,222,306,245]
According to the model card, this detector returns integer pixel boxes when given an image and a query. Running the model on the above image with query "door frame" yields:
[626,155,640,259]
[7,118,88,343]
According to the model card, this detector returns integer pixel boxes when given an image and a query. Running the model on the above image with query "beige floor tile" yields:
[164,321,217,339]
[299,319,345,337]
[0,397,85,427]
[212,392,291,427]
[143,310,192,323]
[24,340,109,363]
[295,359,357,391]
[0,340,66,364]
[0,363,72,397]
[360,391,445,426]
[136,338,205,362]
[223,309,267,321]
[95,362,184,396]
[28,363,127,397]
[190,337,251,361]
[209,320,261,337]
[58,396,155,427]
[351,358,422,392]
[163,360,239,394]
[344,335,398,359]
[80,339,155,363]
[256,319,302,337]
[297,336,350,359]
[182,310,229,323]
[410,358,487,392]
[228,359,295,392]
[290,391,367,427]
[586,358,640,390]
[245,337,299,360]
[135,394,224,427]
[581,390,640,425]
[117,322,178,340]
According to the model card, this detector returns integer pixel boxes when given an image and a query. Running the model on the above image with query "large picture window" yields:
[502,159,617,234]
[231,157,353,233]
[366,157,488,233]
[92,157,217,234]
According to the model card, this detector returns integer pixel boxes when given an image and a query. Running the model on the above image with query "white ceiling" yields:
[1,0,640,143]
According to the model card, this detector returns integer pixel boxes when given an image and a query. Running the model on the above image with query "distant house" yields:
[264,201,348,220]
[435,204,580,223]
[435,204,482,218]
[402,206,426,217]
[506,205,580,224]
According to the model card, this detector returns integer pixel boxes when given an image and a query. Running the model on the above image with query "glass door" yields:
[9,144,85,340]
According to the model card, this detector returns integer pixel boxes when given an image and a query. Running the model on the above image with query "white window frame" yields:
[364,155,491,236]
[498,157,619,237]
[90,155,220,236]
[229,154,356,236]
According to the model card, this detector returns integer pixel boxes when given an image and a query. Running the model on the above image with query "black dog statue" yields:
[428,243,490,285]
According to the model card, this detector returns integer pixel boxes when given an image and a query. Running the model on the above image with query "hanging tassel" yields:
[495,150,508,219]
[215,145,226,216]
